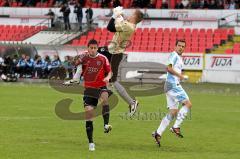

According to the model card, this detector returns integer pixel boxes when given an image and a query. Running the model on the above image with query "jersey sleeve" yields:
[167,53,177,66]
[107,18,117,32]
[103,56,111,73]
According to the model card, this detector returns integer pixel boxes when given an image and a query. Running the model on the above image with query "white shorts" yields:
[165,84,189,110]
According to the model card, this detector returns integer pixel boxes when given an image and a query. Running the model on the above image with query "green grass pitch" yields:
[0,82,240,159]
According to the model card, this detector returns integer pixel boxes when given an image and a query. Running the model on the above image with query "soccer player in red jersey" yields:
[75,39,112,151]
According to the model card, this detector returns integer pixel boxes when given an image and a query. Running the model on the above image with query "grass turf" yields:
[0,82,239,159]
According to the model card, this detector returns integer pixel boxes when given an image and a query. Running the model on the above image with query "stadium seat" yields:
[70,27,234,53]
[0,24,47,41]
[225,49,233,54]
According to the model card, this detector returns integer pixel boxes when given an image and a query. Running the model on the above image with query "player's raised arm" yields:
[107,18,117,32]
[107,6,124,32]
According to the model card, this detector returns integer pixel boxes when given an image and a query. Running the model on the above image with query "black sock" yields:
[86,121,93,143]
[102,105,110,126]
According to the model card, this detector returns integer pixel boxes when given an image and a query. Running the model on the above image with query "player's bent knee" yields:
[166,113,175,121]
[185,100,192,108]
[170,109,178,117]
[85,106,94,120]
[102,99,109,105]
[100,92,109,105]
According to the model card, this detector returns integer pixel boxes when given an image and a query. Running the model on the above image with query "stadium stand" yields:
[70,27,234,53]
[23,31,81,45]
[1,0,238,9]
[0,25,47,41]
[0,0,55,7]
[225,43,240,54]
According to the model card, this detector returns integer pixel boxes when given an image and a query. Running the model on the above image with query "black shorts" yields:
[98,47,123,82]
[83,86,113,107]
[110,53,123,82]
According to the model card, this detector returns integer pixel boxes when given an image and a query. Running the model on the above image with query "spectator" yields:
[43,55,51,78]
[0,57,4,75]
[16,54,26,77]
[60,3,71,30]
[132,0,143,8]
[2,56,12,75]
[68,0,77,5]
[199,0,209,9]
[62,56,73,79]
[112,0,121,8]
[190,0,200,9]
[161,0,168,9]
[216,0,224,9]
[33,55,45,78]
[181,0,189,9]
[12,54,18,75]
[74,2,83,31]
[236,0,240,9]
[3,0,10,7]
[25,55,34,78]
[142,0,150,8]
[101,0,111,8]
[208,0,217,9]
[228,0,236,9]
[48,55,61,79]
[45,9,55,28]
[48,55,61,73]
[55,0,64,7]
[79,0,85,6]
[143,8,149,18]
[175,1,184,9]
[25,0,36,6]
[148,0,156,8]
[85,6,93,30]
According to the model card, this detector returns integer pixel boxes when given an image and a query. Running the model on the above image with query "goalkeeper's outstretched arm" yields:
[107,18,117,32]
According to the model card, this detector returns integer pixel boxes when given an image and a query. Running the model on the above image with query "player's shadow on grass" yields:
[48,68,165,121]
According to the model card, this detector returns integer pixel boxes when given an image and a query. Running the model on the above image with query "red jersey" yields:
[78,52,111,88]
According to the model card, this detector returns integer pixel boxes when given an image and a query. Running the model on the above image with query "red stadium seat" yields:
[0,24,46,41]
[228,28,235,36]
[69,27,235,54]
[225,49,233,54]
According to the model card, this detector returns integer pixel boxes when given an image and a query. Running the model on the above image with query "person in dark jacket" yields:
[113,0,121,8]
[85,7,93,29]
[60,3,71,30]
[74,2,83,31]
[46,9,55,28]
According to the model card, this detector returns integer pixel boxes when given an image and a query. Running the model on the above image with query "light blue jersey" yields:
[166,51,183,84]
[165,51,189,108]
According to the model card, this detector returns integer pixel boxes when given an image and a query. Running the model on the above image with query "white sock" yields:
[73,66,82,80]
[173,106,189,128]
[157,114,173,136]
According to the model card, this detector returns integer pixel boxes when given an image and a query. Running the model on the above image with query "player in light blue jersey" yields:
[152,39,192,147]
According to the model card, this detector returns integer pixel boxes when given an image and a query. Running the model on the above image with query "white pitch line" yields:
[0,116,51,120]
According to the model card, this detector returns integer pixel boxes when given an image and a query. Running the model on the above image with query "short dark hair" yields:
[175,39,186,46]
[135,9,144,24]
[87,39,98,47]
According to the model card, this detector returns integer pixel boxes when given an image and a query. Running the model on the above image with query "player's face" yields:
[88,44,98,57]
[127,11,137,23]
[175,42,186,55]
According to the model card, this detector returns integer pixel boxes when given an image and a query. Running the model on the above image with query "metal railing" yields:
[218,13,240,27]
